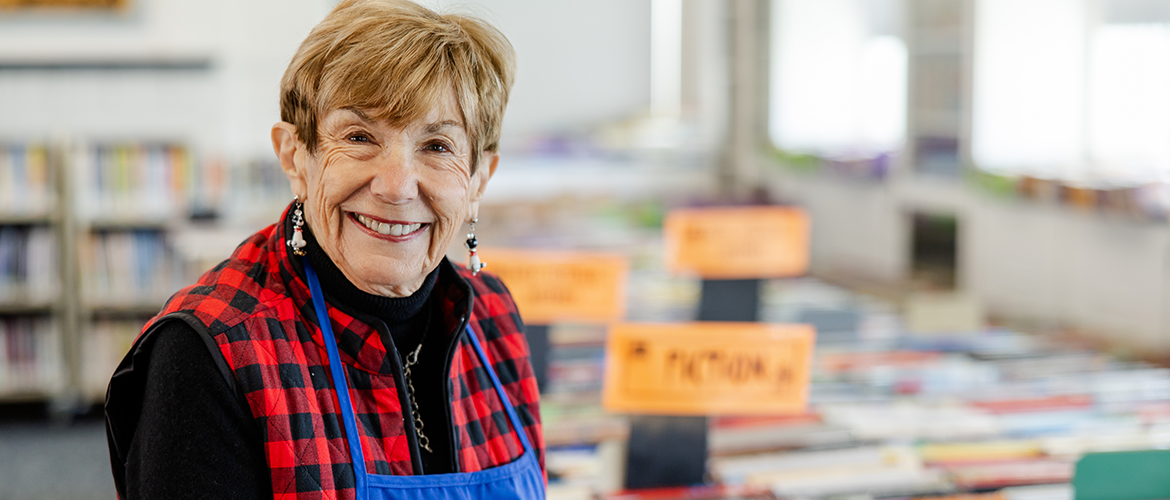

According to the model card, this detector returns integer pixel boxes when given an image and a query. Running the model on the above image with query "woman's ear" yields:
[272,122,308,198]
[468,152,499,217]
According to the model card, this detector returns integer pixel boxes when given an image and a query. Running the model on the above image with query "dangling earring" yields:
[465,218,485,276]
[288,196,307,257]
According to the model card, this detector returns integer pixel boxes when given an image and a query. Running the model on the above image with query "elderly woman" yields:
[104,1,543,498]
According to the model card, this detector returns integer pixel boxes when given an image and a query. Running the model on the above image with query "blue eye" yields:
[348,133,371,143]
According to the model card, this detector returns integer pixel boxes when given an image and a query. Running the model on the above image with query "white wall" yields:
[0,0,653,159]
[420,0,652,146]
[770,174,908,283]
[966,197,1170,351]
[0,0,328,157]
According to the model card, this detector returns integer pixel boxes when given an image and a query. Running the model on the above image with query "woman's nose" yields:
[368,145,419,204]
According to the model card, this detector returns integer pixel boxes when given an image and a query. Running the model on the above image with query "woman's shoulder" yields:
[452,265,524,337]
[153,225,289,334]
[454,266,518,310]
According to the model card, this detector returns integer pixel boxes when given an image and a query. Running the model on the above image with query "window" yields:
[972,0,1170,185]
[769,0,908,160]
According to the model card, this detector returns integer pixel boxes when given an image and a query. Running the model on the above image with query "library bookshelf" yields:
[0,139,289,409]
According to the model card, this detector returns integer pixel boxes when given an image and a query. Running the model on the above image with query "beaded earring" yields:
[288,196,307,257]
[465,218,485,275]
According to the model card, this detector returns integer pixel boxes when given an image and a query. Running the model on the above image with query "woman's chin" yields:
[341,250,429,293]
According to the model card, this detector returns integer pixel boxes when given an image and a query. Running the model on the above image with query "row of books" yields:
[533,269,1169,499]
[699,280,1169,498]
[80,229,184,308]
[220,158,292,222]
[771,147,894,181]
[970,170,1170,221]
[0,315,63,395]
[67,142,289,221]
[0,225,59,303]
[0,144,55,217]
[72,143,196,220]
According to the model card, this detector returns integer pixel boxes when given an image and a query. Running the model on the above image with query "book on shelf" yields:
[0,315,63,395]
[0,143,55,218]
[73,143,194,220]
[81,229,183,308]
[0,225,59,303]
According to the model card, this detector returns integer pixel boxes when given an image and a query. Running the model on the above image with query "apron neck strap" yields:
[462,323,535,454]
[305,259,371,490]
[304,258,534,480]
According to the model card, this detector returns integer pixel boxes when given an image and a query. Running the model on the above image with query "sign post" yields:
[618,206,811,490]
[478,249,628,393]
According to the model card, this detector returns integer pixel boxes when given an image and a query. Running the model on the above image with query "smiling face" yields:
[273,90,497,297]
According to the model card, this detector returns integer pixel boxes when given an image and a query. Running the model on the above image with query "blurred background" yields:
[5,0,1170,499]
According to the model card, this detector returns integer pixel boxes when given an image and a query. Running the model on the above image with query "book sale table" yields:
[505,203,1170,500]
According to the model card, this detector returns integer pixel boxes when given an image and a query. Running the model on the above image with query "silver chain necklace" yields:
[403,342,433,453]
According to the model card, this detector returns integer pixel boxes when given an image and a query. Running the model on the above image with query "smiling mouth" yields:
[352,213,427,236]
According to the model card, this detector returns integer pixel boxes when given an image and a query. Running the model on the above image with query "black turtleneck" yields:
[302,227,438,361]
[300,228,454,475]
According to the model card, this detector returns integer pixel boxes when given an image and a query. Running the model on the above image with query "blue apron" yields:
[304,260,545,500]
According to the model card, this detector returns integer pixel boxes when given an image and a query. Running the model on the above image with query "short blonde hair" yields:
[280,0,516,170]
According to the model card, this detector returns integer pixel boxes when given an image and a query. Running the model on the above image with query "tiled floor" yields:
[0,419,114,500]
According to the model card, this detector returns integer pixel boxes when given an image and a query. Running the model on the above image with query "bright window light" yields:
[972,0,1086,178]
[651,0,683,118]
[973,0,1170,184]
[769,0,907,158]
[1088,24,1170,183]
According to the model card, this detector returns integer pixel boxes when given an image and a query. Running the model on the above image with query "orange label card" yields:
[479,249,628,324]
[664,206,809,279]
[603,322,815,416]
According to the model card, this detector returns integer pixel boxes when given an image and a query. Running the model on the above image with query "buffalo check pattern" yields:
[138,204,543,499]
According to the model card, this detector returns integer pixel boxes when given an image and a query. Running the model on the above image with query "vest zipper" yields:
[374,320,427,475]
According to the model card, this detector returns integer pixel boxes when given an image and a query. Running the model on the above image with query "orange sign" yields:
[603,322,815,416]
[479,249,628,324]
[664,206,809,279]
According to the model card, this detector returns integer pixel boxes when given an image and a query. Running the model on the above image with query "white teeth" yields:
[356,214,423,236]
